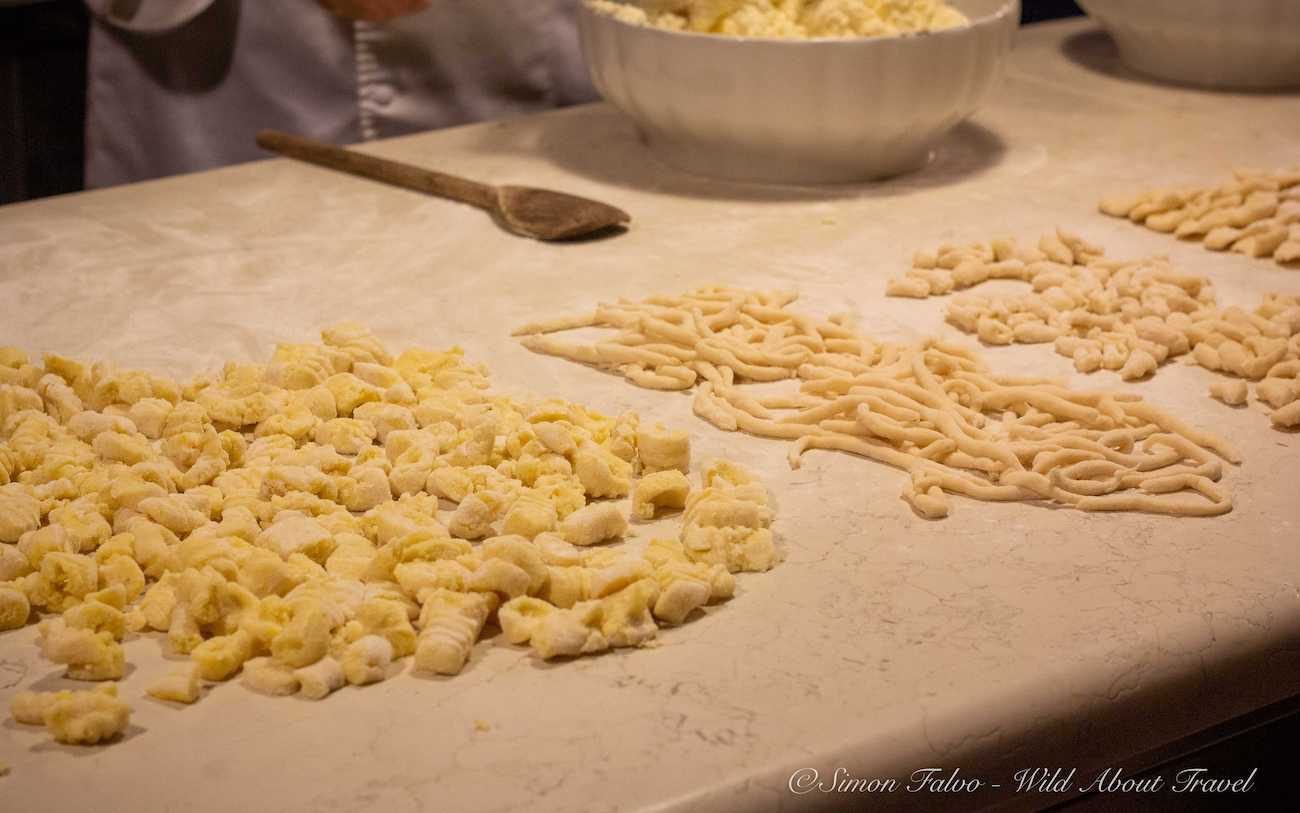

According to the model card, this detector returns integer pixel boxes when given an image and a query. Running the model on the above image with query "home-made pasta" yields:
[1099,167,1300,267]
[884,230,1300,428]
[515,287,1240,519]
[2,325,778,747]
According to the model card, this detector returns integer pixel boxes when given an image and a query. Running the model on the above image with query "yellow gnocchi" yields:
[2,325,778,750]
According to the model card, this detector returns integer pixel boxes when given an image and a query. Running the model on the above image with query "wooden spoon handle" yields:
[256,129,497,210]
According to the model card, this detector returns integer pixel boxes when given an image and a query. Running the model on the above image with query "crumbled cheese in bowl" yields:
[589,0,970,38]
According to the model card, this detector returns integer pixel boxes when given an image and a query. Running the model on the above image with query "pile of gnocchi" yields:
[0,324,777,747]
[885,230,1300,429]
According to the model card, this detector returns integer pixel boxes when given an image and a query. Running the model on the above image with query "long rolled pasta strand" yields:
[1072,480,1231,517]
[511,312,597,336]
[1122,402,1240,464]
[693,384,738,432]
[623,364,697,391]
[903,478,950,520]
[855,404,947,448]
[595,342,680,369]
[1051,461,1126,497]
[519,334,603,366]
[790,434,1031,503]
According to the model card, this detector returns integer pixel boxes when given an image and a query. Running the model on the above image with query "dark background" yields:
[0,1,1085,204]
[2,1,90,204]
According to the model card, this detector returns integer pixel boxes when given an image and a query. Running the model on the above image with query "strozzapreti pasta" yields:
[515,287,1240,519]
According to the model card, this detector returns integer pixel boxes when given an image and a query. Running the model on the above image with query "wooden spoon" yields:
[256,130,630,241]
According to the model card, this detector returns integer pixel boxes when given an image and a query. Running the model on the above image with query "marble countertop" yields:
[1,18,1297,813]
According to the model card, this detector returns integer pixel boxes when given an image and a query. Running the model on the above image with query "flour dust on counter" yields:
[514,287,1239,520]
[0,323,779,749]
[886,229,1300,429]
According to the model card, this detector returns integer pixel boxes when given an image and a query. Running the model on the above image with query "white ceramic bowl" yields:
[577,0,1019,185]
[1077,0,1300,90]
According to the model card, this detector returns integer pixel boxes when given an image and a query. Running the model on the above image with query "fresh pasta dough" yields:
[1099,166,1300,267]
[515,287,1240,519]
[1,325,778,747]
[885,229,1300,428]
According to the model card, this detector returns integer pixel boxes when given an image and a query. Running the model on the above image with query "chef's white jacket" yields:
[84,0,596,187]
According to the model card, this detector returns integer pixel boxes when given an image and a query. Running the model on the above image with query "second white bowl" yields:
[578,0,1020,185]
[1077,0,1300,90]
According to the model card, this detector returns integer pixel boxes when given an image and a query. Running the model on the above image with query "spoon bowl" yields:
[495,185,631,241]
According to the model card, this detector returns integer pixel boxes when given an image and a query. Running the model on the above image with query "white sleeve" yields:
[83,0,218,33]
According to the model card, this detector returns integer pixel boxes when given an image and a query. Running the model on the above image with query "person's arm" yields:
[317,0,428,22]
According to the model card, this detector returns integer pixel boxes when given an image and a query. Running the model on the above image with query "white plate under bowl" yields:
[578,0,1020,185]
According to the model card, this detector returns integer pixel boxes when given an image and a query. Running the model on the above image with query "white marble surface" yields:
[1,18,1298,813]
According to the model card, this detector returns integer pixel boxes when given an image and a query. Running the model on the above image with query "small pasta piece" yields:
[147,666,202,704]
[528,601,607,660]
[0,585,31,630]
[42,683,131,745]
[39,620,124,681]
[341,635,394,686]
[681,524,776,573]
[468,558,532,599]
[447,492,502,540]
[191,630,254,681]
[271,605,332,668]
[1119,349,1158,381]
[559,502,628,547]
[651,577,710,625]
[573,444,632,498]
[480,534,548,595]
[497,596,557,644]
[500,493,558,540]
[0,491,41,543]
[356,597,417,658]
[632,470,691,520]
[885,276,931,298]
[10,690,57,726]
[241,657,301,696]
[1256,377,1298,409]
[636,423,690,473]
[1271,399,1300,428]
[294,656,346,701]
[413,589,494,676]
[63,599,125,641]
[1209,380,1249,406]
